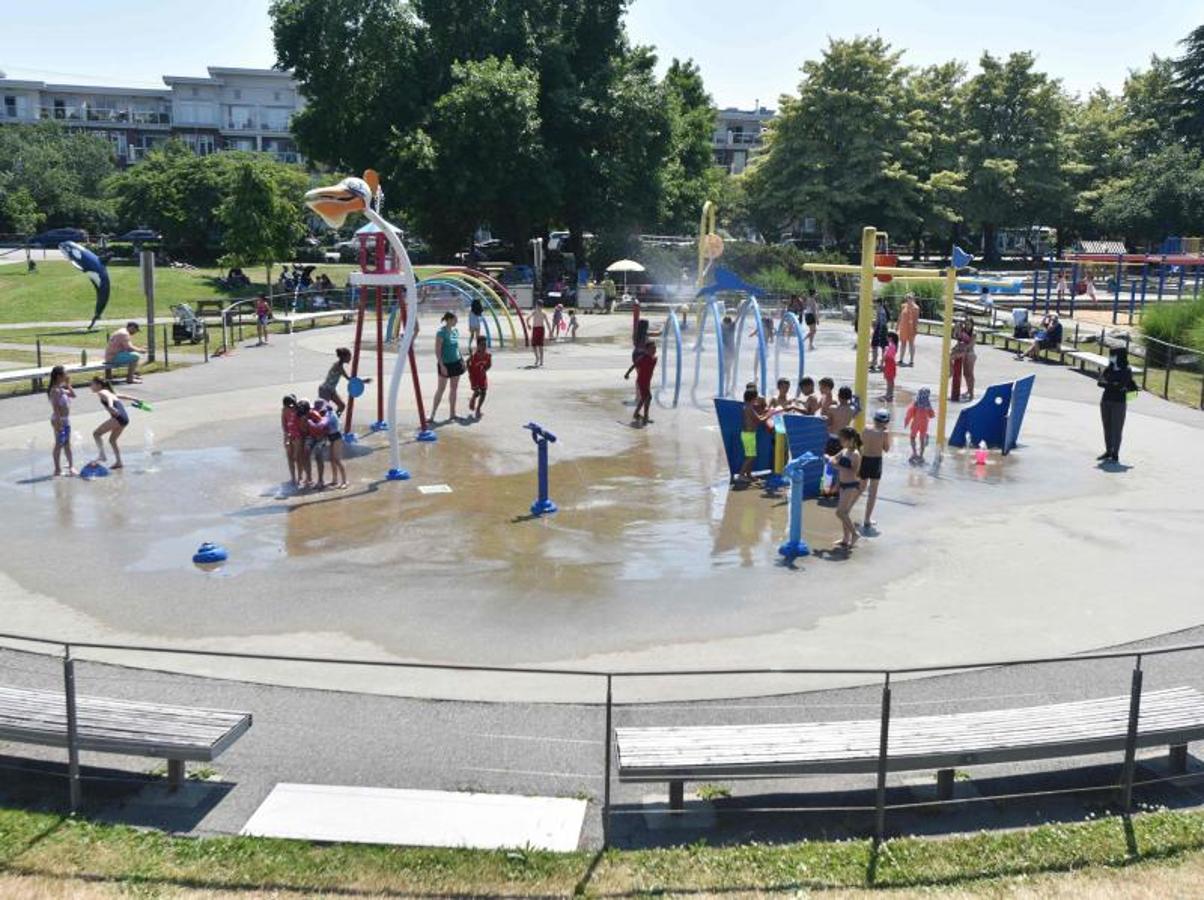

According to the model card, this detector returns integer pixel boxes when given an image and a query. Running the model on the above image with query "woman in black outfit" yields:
[1097,346,1138,463]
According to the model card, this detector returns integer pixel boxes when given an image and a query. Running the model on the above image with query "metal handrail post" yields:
[63,644,81,813]
[874,673,891,845]
[602,674,613,848]
[1120,656,1143,812]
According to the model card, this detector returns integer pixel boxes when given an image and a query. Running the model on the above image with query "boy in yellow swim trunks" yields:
[737,387,774,484]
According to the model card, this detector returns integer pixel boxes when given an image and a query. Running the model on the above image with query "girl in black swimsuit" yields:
[828,426,863,550]
[88,377,139,470]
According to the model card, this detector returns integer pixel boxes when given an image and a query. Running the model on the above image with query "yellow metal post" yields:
[697,201,717,288]
[854,227,877,431]
[936,265,957,452]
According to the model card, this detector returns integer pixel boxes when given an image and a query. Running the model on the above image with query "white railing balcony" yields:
[224,118,258,131]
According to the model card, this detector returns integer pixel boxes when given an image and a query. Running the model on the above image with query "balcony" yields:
[37,106,170,127]
[224,117,259,131]
[713,130,763,148]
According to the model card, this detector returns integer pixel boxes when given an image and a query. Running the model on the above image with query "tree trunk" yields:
[266,263,274,300]
[982,222,999,266]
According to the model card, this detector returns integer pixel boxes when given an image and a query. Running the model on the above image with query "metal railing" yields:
[3,628,1203,848]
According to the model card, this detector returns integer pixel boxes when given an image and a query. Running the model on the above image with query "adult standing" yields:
[104,321,144,384]
[429,312,464,422]
[803,288,820,351]
[955,316,977,400]
[1097,346,1138,463]
[897,292,920,366]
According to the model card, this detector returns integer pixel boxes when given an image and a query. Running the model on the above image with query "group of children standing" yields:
[734,369,938,550]
[280,392,348,490]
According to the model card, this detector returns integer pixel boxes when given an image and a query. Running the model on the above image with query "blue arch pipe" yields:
[691,298,728,400]
[422,277,504,348]
[774,311,805,388]
[659,310,683,408]
[730,296,769,397]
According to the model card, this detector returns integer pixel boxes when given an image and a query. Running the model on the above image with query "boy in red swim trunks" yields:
[625,340,657,425]
[467,336,492,419]
[528,304,549,367]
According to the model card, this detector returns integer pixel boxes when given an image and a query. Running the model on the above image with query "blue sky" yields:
[1,1,1198,108]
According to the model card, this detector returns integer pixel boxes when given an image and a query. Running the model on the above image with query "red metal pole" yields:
[399,298,430,430]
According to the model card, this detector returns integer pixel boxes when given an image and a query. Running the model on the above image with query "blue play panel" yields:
[714,399,827,497]
[948,374,1036,454]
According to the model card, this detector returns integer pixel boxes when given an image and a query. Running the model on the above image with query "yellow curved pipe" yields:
[438,271,519,345]
[696,200,717,289]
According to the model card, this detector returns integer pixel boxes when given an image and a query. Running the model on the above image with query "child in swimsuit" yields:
[48,365,76,477]
[255,295,272,346]
[795,376,820,415]
[318,347,362,414]
[882,332,899,402]
[324,403,347,489]
[467,336,492,419]
[552,304,565,340]
[860,409,892,535]
[828,426,863,550]
[307,400,330,489]
[904,387,935,464]
[737,388,774,484]
[769,377,793,411]
[88,376,138,470]
[568,309,579,340]
[293,399,314,487]
[624,340,658,426]
[281,394,301,487]
[528,305,549,367]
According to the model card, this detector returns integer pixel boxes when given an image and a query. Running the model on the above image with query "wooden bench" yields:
[0,684,252,789]
[275,309,355,333]
[0,361,111,393]
[1065,350,1144,376]
[616,687,1204,810]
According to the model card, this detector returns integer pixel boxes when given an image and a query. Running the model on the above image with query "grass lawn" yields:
[0,260,362,326]
[4,806,1204,897]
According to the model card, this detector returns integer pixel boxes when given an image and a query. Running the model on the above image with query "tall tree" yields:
[217,159,309,289]
[657,59,722,234]
[745,36,918,247]
[1095,145,1204,245]
[1123,55,1181,157]
[900,61,968,257]
[1174,24,1204,140]
[0,122,116,233]
[959,52,1069,262]
[396,57,550,258]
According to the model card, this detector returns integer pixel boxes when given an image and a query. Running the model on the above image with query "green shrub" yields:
[1141,296,1204,363]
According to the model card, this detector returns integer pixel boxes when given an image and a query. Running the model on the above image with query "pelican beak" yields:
[304,178,371,228]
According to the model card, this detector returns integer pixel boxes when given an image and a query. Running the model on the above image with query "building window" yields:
[273,90,281,101]
[3,96,15,118]
[233,89,241,100]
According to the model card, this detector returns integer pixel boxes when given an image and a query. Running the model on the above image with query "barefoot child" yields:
[281,394,301,486]
[294,399,313,487]
[904,387,935,464]
[48,365,76,476]
[737,387,774,483]
[568,309,579,340]
[255,294,272,346]
[318,348,364,415]
[882,331,899,402]
[552,303,565,340]
[88,377,138,469]
[324,401,348,489]
[624,340,658,425]
[860,409,892,534]
[829,426,863,549]
[467,336,492,419]
[307,400,330,489]
[528,304,549,367]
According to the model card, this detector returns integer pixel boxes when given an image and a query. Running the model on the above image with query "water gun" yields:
[131,399,153,412]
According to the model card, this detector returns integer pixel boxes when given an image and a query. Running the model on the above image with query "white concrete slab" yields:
[417,483,453,494]
[241,783,586,851]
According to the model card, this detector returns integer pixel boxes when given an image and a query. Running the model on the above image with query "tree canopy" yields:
[0,122,116,235]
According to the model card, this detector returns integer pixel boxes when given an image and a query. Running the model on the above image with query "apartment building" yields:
[712,105,775,175]
[0,66,305,166]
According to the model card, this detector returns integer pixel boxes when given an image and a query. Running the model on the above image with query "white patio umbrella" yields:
[605,259,646,293]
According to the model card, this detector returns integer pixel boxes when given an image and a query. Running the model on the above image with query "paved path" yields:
[0,308,1202,850]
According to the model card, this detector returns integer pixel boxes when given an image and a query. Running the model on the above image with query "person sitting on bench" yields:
[1020,313,1061,361]
[105,321,145,384]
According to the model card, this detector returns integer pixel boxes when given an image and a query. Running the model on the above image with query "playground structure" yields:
[1030,247,1204,323]
[399,267,529,349]
[695,200,721,289]
[804,227,958,451]
[524,422,558,516]
[304,171,424,479]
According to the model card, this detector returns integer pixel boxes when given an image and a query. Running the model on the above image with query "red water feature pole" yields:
[344,289,368,436]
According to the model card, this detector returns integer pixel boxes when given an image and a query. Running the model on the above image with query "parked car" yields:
[28,227,88,247]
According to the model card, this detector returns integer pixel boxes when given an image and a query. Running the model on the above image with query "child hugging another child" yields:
[736,386,775,485]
